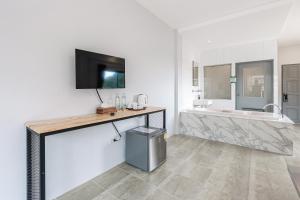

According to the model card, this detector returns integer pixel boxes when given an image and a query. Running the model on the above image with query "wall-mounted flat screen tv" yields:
[76,49,125,89]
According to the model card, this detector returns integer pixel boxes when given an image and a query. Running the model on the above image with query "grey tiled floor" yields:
[56,134,300,200]
[286,126,300,196]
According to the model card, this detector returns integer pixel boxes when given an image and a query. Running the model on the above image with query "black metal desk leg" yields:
[26,129,32,200]
[40,135,46,200]
[163,110,166,129]
[145,114,149,128]
[27,128,46,200]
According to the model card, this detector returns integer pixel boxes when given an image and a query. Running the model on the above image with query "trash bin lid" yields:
[127,126,165,136]
[132,127,157,134]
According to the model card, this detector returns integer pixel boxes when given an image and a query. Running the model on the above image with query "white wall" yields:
[0,0,175,199]
[278,45,300,106]
[279,45,300,64]
[180,40,278,109]
[180,39,199,110]
[175,32,183,132]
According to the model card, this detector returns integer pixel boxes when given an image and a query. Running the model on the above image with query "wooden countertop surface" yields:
[26,106,165,135]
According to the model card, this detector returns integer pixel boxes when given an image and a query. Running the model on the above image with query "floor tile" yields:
[167,134,188,147]
[161,164,212,200]
[248,169,299,200]
[108,175,155,200]
[139,165,172,186]
[92,192,118,200]
[145,189,177,200]
[117,162,148,179]
[196,156,250,200]
[288,165,300,195]
[56,181,104,200]
[161,174,205,200]
[93,166,129,189]
[251,150,287,172]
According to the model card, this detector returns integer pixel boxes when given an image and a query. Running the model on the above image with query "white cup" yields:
[132,102,138,110]
[137,104,144,109]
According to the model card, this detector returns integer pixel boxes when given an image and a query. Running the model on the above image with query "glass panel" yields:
[204,64,231,99]
[243,66,265,97]
[192,66,199,86]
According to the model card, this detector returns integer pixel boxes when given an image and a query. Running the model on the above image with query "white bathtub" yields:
[179,108,294,155]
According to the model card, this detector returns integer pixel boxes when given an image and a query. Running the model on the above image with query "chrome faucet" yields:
[262,104,283,118]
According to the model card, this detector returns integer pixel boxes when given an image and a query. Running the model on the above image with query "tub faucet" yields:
[262,104,283,118]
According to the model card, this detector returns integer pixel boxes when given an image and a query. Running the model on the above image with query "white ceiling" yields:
[136,0,289,29]
[136,0,300,49]
[279,0,300,46]
[182,3,291,50]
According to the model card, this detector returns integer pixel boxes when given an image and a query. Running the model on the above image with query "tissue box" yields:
[96,107,117,114]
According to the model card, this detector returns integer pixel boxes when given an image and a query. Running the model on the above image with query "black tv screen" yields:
[76,49,125,89]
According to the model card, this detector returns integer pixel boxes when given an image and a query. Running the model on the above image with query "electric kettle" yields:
[137,94,148,108]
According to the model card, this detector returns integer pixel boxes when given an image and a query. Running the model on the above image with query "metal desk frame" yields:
[26,109,166,200]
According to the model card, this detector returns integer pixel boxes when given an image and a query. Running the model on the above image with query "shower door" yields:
[282,64,300,123]
[236,60,273,111]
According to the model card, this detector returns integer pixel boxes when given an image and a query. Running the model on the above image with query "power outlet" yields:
[109,138,117,144]
[110,135,122,144]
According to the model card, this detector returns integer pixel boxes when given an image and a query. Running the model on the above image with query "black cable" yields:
[112,122,122,141]
[96,89,103,104]
[95,89,121,141]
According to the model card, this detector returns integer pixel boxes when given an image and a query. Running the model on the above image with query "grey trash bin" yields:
[125,126,167,172]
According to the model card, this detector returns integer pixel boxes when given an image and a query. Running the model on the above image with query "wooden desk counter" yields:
[26,106,165,135]
[26,106,166,200]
